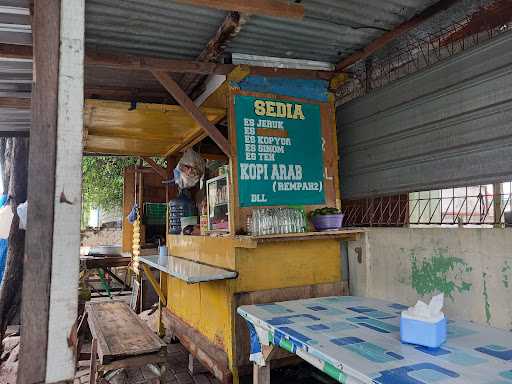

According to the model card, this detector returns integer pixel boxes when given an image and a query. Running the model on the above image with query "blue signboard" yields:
[235,94,325,207]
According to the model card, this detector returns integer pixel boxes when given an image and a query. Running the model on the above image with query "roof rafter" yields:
[180,11,247,96]
[175,0,304,20]
[335,0,459,72]
[152,70,230,156]
[0,44,334,80]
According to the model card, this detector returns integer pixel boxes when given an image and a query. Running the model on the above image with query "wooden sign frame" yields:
[227,88,341,234]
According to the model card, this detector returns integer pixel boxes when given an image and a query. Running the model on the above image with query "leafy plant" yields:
[310,207,341,217]
[82,156,138,214]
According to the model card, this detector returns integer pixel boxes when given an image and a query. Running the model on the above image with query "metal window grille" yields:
[342,182,512,227]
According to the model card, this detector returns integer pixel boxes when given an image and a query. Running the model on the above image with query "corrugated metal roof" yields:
[226,0,439,63]
[0,0,31,136]
[85,0,227,60]
[85,0,438,64]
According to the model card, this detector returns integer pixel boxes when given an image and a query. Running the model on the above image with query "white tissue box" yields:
[400,312,447,348]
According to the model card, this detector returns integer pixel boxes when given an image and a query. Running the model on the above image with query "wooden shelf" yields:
[234,229,364,247]
[167,229,364,249]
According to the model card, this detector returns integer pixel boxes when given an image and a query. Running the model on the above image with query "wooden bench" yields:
[85,301,168,383]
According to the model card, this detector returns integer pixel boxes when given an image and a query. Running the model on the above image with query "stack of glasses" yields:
[248,208,306,236]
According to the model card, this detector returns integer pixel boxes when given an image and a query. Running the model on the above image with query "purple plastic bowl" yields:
[311,214,344,231]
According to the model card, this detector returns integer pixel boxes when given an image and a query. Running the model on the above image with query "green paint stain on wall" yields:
[482,272,491,324]
[410,247,472,300]
[502,261,511,288]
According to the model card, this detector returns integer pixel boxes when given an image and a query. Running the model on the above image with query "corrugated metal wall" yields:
[337,31,512,200]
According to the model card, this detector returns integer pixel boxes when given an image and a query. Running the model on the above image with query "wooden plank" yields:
[0,96,30,109]
[141,264,167,306]
[180,12,246,95]
[335,0,459,71]
[175,0,304,20]
[152,70,230,156]
[17,1,60,382]
[85,50,333,80]
[0,43,334,81]
[80,255,131,269]
[162,308,232,384]
[0,43,32,59]
[86,302,166,364]
[45,0,85,380]
[122,166,135,253]
[247,229,363,243]
[141,156,167,179]
[253,364,271,384]
[89,339,98,384]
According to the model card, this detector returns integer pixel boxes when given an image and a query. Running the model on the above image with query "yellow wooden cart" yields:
[83,74,363,383]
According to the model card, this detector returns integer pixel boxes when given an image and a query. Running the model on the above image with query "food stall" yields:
[84,72,363,383]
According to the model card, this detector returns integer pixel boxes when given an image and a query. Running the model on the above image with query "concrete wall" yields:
[348,228,512,330]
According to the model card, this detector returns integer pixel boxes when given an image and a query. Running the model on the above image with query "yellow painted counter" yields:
[161,232,359,383]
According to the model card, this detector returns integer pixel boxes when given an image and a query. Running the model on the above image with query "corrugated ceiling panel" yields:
[85,0,227,59]
[85,0,437,64]
[226,0,438,63]
[337,31,512,199]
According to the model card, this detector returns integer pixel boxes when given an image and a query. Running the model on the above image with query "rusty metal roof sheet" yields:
[85,0,439,64]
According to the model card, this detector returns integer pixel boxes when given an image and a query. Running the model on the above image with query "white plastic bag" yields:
[17,201,27,230]
[175,149,205,189]
[0,204,13,239]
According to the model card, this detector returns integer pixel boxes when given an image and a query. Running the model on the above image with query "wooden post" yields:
[253,345,276,384]
[19,0,85,382]
[253,364,271,384]
[89,338,98,384]
[46,0,85,380]
[18,1,61,382]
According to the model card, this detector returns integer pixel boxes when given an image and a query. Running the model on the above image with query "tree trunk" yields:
[0,137,28,350]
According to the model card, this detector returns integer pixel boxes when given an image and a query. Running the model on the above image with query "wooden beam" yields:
[336,0,459,71]
[86,128,182,143]
[175,0,304,20]
[0,43,334,81]
[0,43,32,59]
[45,0,85,379]
[85,50,333,80]
[0,97,30,109]
[180,12,246,95]
[141,156,168,179]
[152,70,230,156]
[85,50,233,75]
[141,265,167,307]
[18,0,60,382]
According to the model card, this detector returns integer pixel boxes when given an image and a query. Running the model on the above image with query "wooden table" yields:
[238,296,512,384]
[80,255,131,269]
[80,255,132,298]
[85,301,168,383]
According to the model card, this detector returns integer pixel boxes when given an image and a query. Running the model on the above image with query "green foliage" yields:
[82,156,138,212]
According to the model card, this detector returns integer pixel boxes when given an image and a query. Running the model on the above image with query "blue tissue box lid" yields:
[400,316,447,348]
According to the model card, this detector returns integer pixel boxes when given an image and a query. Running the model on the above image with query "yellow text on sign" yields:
[254,100,305,120]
